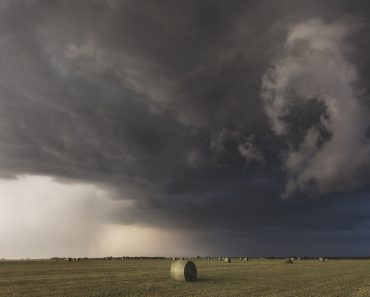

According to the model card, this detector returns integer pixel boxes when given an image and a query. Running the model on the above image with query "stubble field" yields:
[1,259,370,297]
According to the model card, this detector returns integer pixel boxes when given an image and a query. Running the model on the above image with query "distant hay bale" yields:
[218,257,222,261]
[171,260,197,282]
[244,257,249,261]
[319,257,324,261]
[285,258,293,264]
[224,257,231,263]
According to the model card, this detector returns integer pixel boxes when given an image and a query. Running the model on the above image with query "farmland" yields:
[1,259,370,297]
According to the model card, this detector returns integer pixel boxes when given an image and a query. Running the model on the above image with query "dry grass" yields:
[1,259,370,296]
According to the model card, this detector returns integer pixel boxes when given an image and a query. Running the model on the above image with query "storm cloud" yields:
[262,18,370,198]
[1,0,370,257]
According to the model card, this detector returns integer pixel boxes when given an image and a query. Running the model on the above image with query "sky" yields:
[1,0,370,258]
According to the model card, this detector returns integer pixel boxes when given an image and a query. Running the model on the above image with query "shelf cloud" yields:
[1,0,370,257]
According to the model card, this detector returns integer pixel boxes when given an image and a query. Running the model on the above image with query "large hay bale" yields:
[285,258,293,264]
[171,260,197,282]
[244,257,249,261]
[224,257,231,263]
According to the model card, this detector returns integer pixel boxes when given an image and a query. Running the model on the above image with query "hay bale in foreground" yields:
[171,260,197,282]
[224,257,231,263]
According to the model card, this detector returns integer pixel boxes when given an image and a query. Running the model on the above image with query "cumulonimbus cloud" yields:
[261,18,370,198]
[210,128,264,164]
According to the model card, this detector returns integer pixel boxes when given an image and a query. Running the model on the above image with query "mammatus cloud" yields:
[261,18,370,198]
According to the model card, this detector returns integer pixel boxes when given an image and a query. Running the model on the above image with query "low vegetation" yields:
[1,259,370,296]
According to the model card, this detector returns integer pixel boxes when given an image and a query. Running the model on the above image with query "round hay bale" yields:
[224,257,231,263]
[244,257,249,261]
[171,260,197,282]
[285,258,293,264]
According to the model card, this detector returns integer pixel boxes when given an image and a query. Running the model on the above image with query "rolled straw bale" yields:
[171,260,197,282]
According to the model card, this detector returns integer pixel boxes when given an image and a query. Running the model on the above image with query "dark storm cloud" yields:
[1,0,370,253]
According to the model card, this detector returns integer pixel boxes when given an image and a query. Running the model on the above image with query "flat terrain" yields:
[1,259,370,297]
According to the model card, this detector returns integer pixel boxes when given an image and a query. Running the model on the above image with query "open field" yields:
[1,259,370,297]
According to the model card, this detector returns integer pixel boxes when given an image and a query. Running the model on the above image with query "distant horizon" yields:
[4,255,370,261]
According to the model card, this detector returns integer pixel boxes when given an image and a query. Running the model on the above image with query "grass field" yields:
[1,259,370,297]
